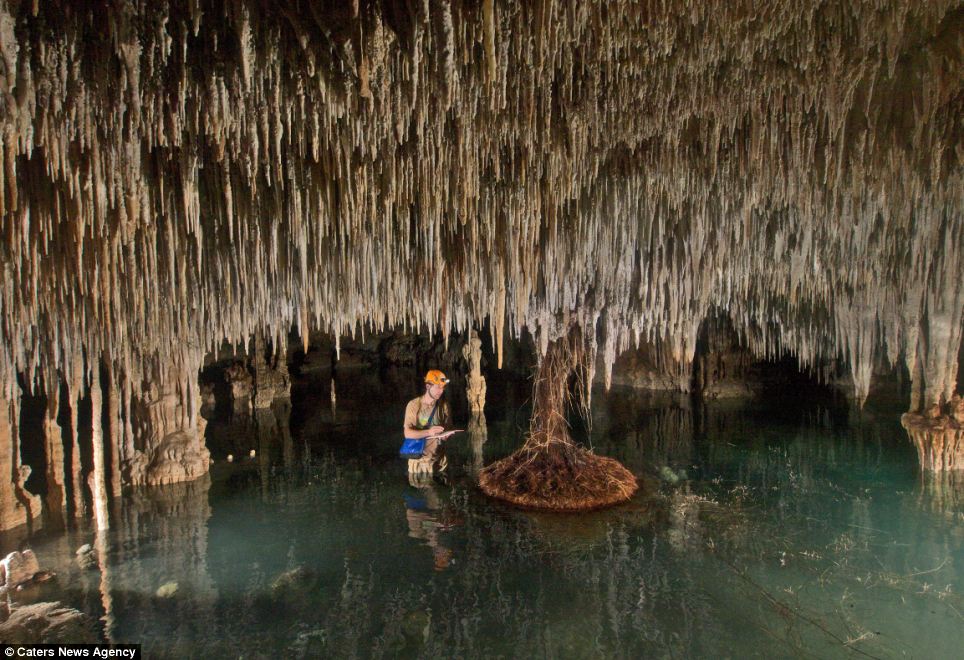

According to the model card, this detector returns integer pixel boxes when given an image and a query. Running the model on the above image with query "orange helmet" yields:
[425,370,449,386]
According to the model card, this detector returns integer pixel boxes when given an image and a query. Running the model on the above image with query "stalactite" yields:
[42,385,66,525]
[67,379,84,517]
[106,363,122,497]
[89,365,109,530]
[0,0,959,473]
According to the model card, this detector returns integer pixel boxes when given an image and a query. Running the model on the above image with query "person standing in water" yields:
[402,370,453,473]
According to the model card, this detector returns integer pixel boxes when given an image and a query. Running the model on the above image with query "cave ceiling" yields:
[0,0,961,407]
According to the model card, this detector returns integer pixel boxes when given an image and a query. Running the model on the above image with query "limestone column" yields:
[42,386,67,526]
[462,329,486,413]
[89,368,110,530]
[106,364,123,497]
[900,270,964,471]
[0,398,42,531]
[68,354,86,517]
[901,394,964,471]
[252,331,290,409]
[124,356,210,487]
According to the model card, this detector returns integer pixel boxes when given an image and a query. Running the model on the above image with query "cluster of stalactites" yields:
[0,0,961,412]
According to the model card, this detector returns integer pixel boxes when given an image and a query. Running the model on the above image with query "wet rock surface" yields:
[0,602,99,643]
[901,395,964,471]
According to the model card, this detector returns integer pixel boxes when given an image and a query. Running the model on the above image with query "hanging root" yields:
[479,326,638,511]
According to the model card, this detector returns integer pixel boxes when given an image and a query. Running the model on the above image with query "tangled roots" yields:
[479,439,638,511]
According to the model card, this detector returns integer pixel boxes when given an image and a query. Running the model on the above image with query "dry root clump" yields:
[479,439,638,511]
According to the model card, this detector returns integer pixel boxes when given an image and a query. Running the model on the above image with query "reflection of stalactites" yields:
[468,412,487,475]
[643,394,696,468]
[120,474,214,588]
[94,530,115,642]
[918,470,964,516]
[330,377,337,422]
[279,402,294,470]
[255,408,274,499]
[667,490,703,553]
[254,400,294,492]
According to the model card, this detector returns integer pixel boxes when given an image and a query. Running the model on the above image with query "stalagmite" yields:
[462,329,486,413]
[68,358,85,516]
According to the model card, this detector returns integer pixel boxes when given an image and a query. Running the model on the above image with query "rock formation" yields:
[125,359,210,488]
[0,601,98,643]
[251,332,291,410]
[901,394,964,471]
[0,549,40,590]
[224,362,255,414]
[0,398,41,531]
[0,0,959,507]
[462,330,486,413]
[41,387,67,526]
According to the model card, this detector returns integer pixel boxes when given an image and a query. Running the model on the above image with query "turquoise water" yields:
[5,371,963,658]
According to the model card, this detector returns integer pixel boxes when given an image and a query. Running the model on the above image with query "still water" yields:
[6,370,964,658]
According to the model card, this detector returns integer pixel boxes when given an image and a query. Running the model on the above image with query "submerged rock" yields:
[0,602,99,643]
[1,549,41,589]
[156,581,179,598]
[401,609,430,642]
[270,565,318,596]
[659,466,690,485]
[75,544,97,570]
[290,627,327,657]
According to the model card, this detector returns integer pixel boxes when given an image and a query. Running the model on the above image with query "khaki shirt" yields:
[404,397,450,435]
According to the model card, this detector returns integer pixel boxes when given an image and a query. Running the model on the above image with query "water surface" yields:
[5,371,963,658]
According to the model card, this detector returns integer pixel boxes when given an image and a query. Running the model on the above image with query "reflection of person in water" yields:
[404,473,455,571]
